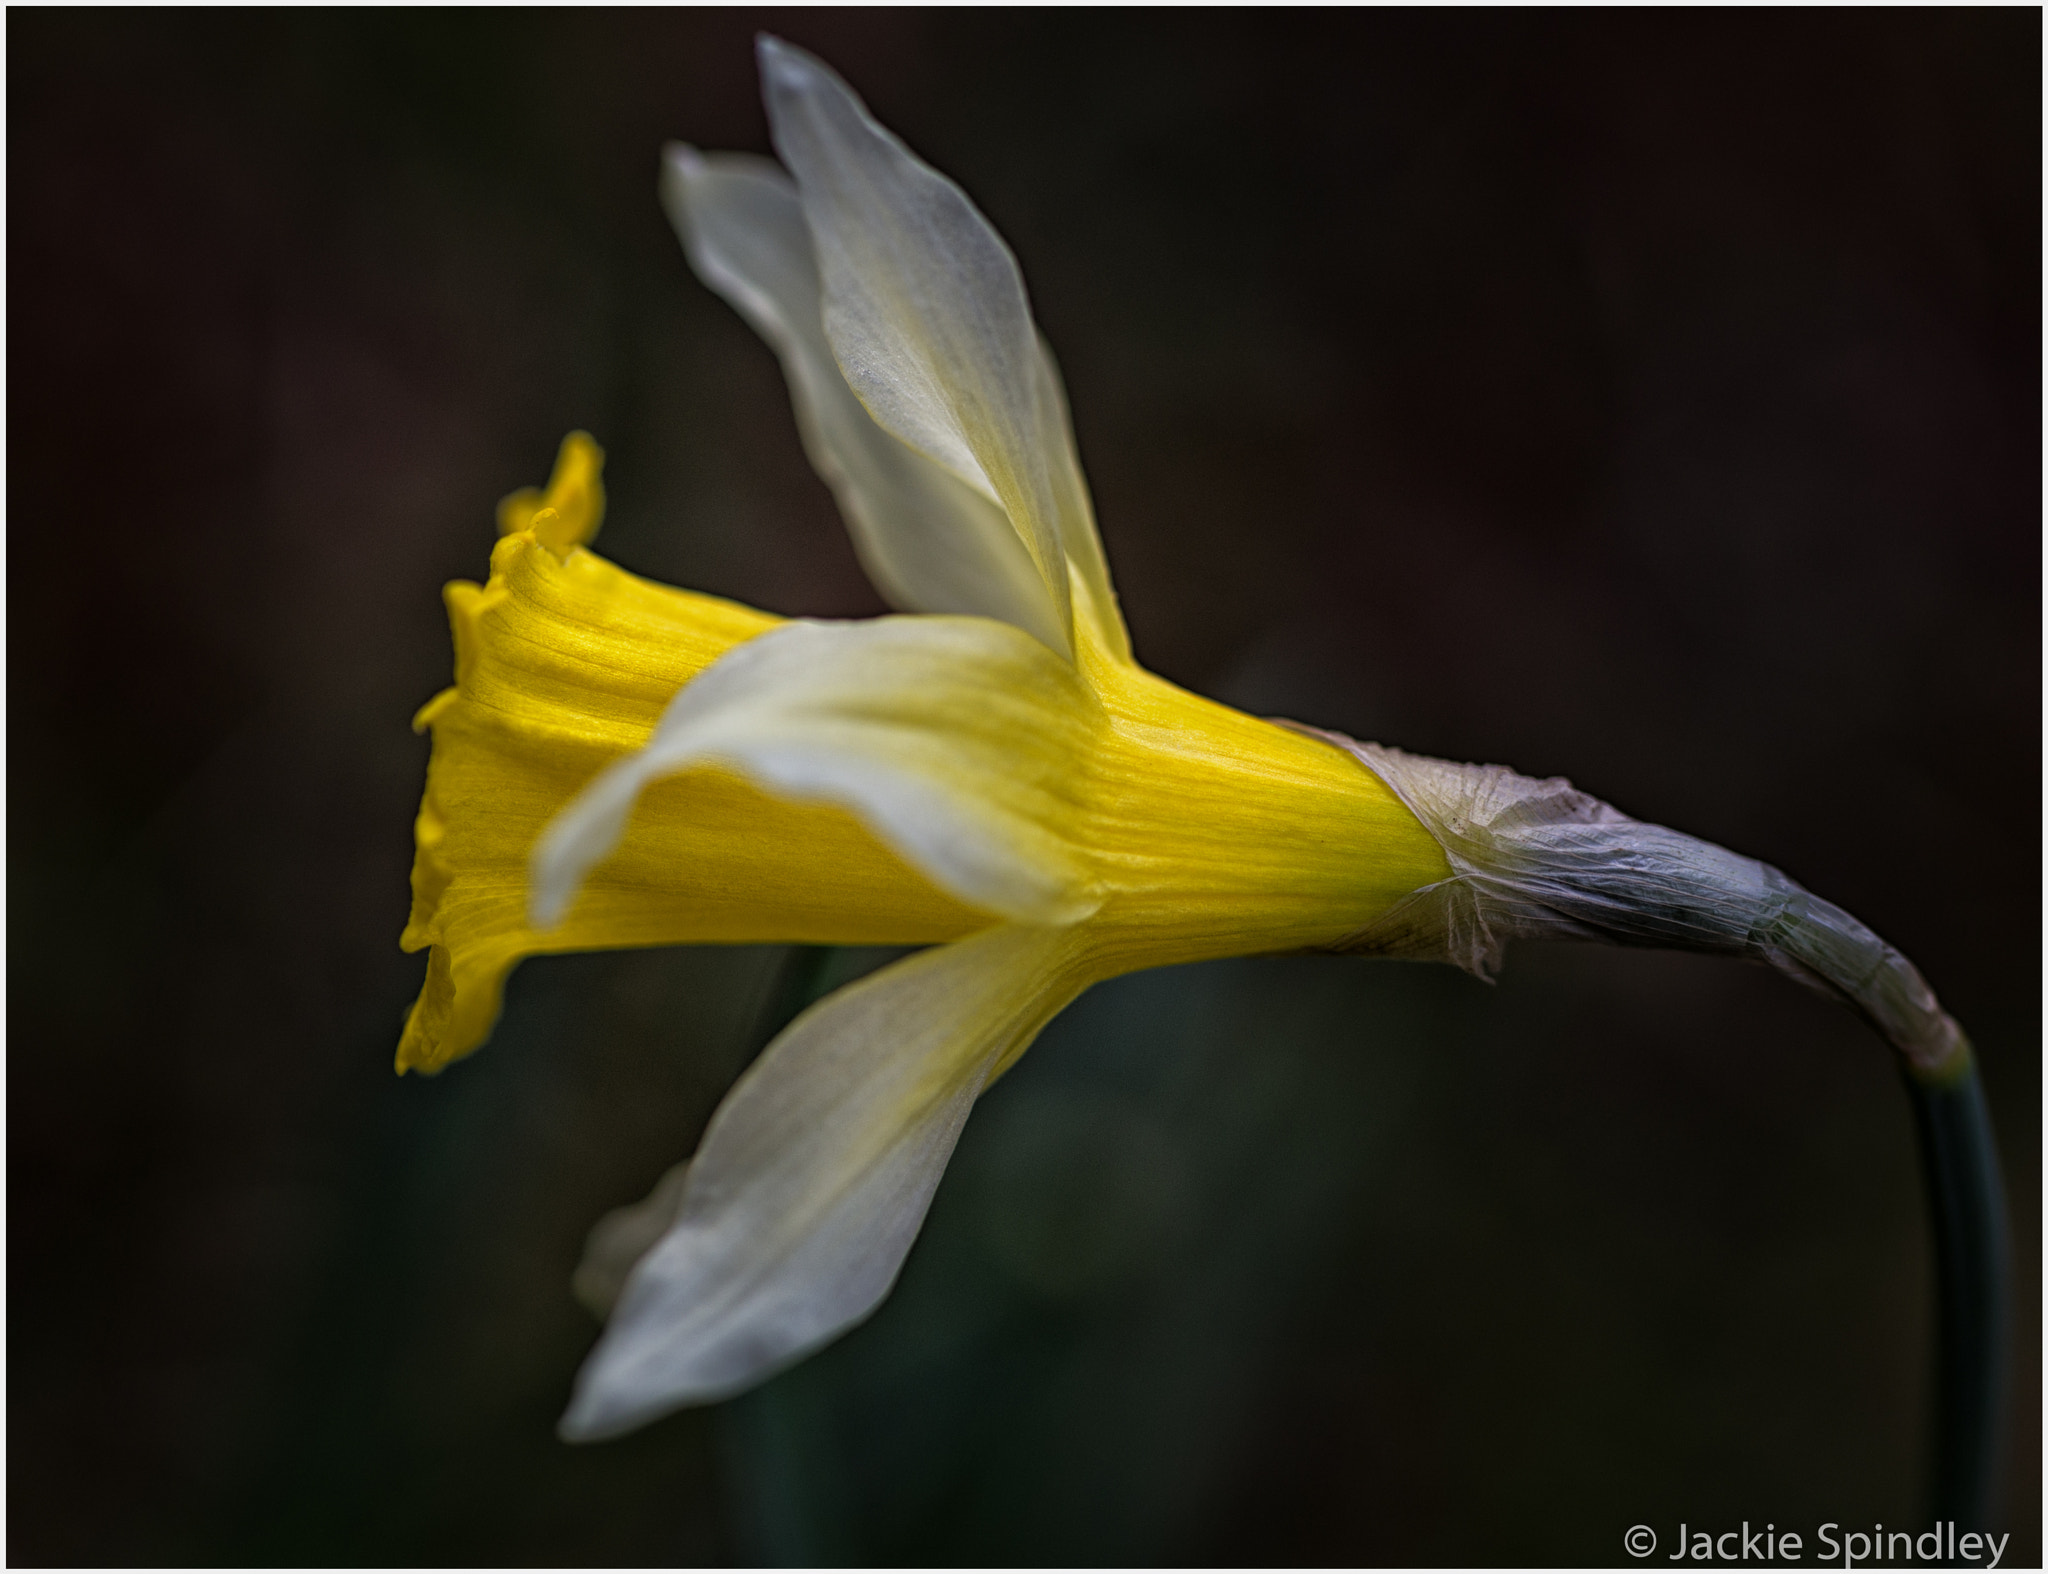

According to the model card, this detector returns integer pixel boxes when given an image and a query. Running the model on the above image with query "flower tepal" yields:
[397,37,1973,1444]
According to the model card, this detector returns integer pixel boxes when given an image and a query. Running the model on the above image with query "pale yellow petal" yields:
[532,614,1104,932]
[662,146,1067,652]
[759,37,1135,660]
[1034,338,1131,661]
[559,923,1093,1437]
[573,1157,694,1318]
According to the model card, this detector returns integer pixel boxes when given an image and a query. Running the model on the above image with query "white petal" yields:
[1031,331,1130,661]
[530,615,1101,930]
[661,146,1067,653]
[758,37,1133,661]
[572,1158,693,1318]
[558,923,1091,1437]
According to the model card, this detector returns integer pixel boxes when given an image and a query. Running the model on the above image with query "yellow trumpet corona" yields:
[399,433,1450,1079]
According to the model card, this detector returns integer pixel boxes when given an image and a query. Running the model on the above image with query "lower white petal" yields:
[558,923,1090,1440]
[572,1157,693,1319]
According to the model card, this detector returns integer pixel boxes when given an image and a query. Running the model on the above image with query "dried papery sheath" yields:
[1299,729,1970,1082]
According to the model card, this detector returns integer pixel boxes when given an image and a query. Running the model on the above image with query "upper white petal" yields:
[530,615,1102,931]
[558,923,1092,1437]
[662,146,1068,654]
[758,36,1132,662]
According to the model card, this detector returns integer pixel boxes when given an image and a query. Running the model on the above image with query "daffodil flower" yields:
[399,39,1977,1445]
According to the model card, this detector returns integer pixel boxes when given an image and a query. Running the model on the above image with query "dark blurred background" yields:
[10,10,2038,1566]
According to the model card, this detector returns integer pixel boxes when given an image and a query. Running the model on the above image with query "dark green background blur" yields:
[10,10,2039,1567]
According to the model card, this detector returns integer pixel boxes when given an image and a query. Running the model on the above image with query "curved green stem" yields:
[750,943,838,1052]
[1904,1053,2010,1527]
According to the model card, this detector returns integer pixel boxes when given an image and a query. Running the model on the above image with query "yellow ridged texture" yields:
[1067,615,1451,980]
